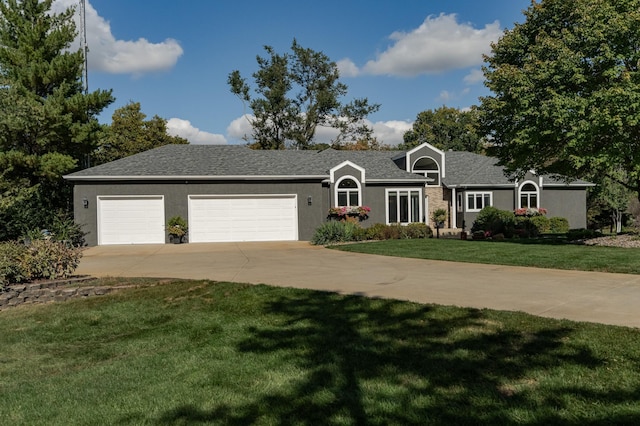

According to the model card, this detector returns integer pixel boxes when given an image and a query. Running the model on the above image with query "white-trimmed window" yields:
[519,182,539,208]
[412,157,440,186]
[336,176,361,207]
[387,189,422,224]
[466,192,492,212]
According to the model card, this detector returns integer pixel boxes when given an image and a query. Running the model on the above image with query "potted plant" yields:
[166,216,188,243]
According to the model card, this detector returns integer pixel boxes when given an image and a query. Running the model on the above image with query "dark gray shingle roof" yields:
[64,144,426,182]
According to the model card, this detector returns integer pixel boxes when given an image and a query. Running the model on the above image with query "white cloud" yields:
[167,118,227,145]
[464,68,485,85]
[337,58,360,78]
[227,115,254,142]
[227,114,411,147]
[53,0,183,75]
[437,88,470,103]
[371,120,413,146]
[343,14,501,77]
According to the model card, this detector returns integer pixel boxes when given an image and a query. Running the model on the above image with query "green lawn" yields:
[1,279,639,425]
[334,238,640,274]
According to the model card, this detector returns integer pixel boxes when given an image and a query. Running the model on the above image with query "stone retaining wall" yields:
[0,277,112,310]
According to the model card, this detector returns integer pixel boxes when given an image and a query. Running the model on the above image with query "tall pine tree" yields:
[0,0,114,239]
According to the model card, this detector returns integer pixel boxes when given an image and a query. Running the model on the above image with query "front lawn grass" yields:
[334,238,640,274]
[1,279,639,425]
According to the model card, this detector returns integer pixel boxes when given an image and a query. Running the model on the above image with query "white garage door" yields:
[97,196,165,245]
[189,195,298,242]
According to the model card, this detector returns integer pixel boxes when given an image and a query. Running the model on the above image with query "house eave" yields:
[63,174,329,181]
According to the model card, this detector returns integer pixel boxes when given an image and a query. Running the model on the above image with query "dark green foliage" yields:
[0,0,114,240]
[566,228,603,241]
[549,216,570,234]
[481,0,640,201]
[400,106,485,152]
[93,102,188,165]
[228,39,379,150]
[471,206,516,237]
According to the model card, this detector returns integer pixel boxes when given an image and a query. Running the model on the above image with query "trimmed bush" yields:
[566,228,602,241]
[529,215,551,235]
[549,217,570,234]
[471,207,516,237]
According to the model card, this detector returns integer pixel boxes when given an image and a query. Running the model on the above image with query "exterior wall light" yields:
[307,196,312,205]
[83,198,89,208]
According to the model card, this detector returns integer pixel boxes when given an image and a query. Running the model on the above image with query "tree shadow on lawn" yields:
[158,292,640,425]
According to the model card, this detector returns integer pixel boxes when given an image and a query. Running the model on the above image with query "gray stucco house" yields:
[63,142,593,246]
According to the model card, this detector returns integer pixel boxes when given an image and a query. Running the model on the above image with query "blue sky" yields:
[54,0,531,146]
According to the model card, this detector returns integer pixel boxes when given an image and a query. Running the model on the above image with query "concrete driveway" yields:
[76,241,640,329]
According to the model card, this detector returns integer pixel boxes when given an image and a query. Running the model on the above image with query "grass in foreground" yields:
[1,279,640,425]
[334,238,640,274]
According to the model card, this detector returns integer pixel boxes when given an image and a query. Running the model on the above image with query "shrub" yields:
[0,240,82,288]
[471,207,516,237]
[50,213,87,247]
[549,217,570,234]
[0,242,29,288]
[366,223,388,240]
[402,223,433,239]
[23,240,83,282]
[311,221,360,245]
[529,215,551,234]
[566,228,602,241]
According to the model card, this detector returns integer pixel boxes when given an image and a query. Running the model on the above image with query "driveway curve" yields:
[76,241,640,328]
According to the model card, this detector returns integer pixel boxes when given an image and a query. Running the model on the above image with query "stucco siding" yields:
[74,180,325,246]
[541,188,587,229]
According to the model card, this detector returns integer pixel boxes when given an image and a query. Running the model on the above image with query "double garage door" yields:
[97,195,298,245]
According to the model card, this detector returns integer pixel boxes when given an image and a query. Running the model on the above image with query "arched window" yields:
[336,177,361,206]
[519,182,539,208]
[412,157,440,186]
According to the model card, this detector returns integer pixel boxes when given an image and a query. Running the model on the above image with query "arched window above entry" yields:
[412,157,440,186]
[519,182,539,208]
[336,177,361,207]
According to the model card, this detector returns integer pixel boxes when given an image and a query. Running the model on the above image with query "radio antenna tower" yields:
[79,0,89,94]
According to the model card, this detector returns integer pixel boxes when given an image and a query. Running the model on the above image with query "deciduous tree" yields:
[94,102,188,165]
[400,106,484,152]
[481,0,640,202]
[228,39,379,150]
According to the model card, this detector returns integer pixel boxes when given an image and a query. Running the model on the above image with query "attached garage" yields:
[188,195,298,243]
[97,196,165,245]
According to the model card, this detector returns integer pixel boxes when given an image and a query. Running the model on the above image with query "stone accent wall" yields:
[425,186,452,228]
[0,277,113,310]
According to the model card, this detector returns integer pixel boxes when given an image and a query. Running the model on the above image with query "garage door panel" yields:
[189,195,298,243]
[98,196,165,245]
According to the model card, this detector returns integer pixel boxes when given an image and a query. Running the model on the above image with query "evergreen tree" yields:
[0,0,114,240]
